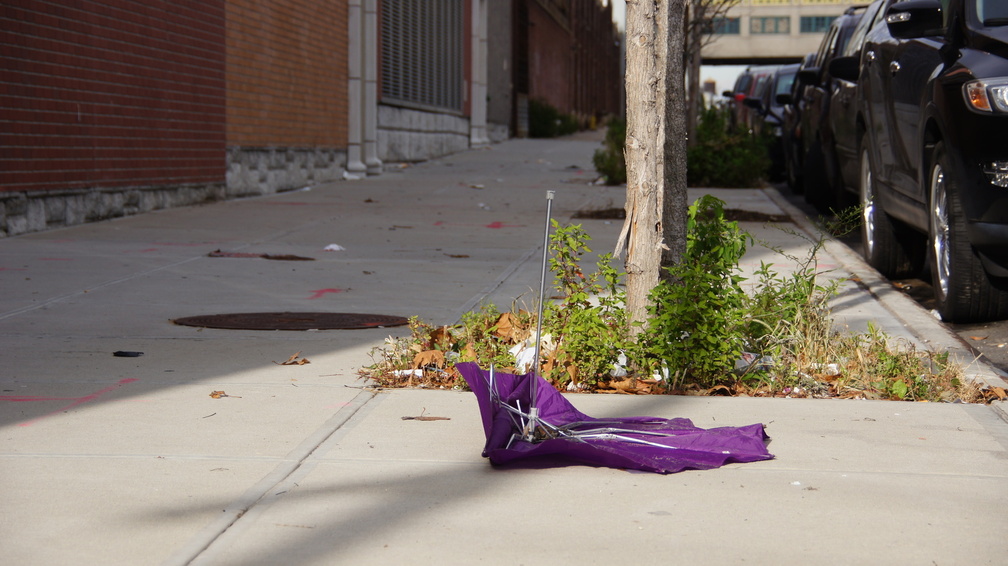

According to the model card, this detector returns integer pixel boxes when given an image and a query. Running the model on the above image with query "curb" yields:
[763,186,1008,395]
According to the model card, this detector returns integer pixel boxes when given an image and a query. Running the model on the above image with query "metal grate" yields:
[380,0,464,112]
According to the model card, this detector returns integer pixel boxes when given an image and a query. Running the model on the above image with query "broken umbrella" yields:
[457,191,773,473]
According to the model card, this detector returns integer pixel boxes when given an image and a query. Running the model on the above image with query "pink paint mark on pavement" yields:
[3,378,140,427]
[307,288,346,300]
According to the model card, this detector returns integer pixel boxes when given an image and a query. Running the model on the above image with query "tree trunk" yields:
[686,1,705,148]
[619,0,688,332]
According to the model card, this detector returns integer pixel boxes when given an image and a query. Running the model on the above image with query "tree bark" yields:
[618,0,688,332]
[686,1,705,148]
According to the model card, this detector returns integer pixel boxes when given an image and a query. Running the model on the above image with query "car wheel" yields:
[928,142,1008,322]
[859,133,923,277]
[803,139,828,211]
[786,152,803,194]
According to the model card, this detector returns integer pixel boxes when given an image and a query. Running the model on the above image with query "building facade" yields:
[1,0,622,236]
[703,0,863,64]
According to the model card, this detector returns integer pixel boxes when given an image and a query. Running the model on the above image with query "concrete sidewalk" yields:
[1,136,1007,565]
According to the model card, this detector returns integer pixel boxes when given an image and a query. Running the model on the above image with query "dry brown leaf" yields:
[492,312,528,344]
[462,341,478,362]
[275,351,310,365]
[412,350,445,369]
[709,384,733,396]
[430,326,452,349]
[986,386,1007,401]
[970,336,988,341]
[210,390,241,399]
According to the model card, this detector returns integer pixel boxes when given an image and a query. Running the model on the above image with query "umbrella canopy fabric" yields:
[457,362,774,474]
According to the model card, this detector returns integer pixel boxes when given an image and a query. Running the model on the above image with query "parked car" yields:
[744,63,800,180]
[722,65,777,131]
[793,4,871,212]
[827,0,886,210]
[830,0,1008,322]
[779,52,817,193]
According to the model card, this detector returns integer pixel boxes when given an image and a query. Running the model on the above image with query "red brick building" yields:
[1,0,622,236]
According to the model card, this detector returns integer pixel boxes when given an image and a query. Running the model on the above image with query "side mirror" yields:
[776,93,793,106]
[743,97,764,111]
[722,90,735,98]
[886,0,943,39]
[829,56,860,82]
[797,67,822,88]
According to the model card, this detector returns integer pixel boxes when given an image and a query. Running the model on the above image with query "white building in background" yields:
[702,0,864,64]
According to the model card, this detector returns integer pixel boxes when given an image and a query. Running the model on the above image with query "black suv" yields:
[831,0,1008,322]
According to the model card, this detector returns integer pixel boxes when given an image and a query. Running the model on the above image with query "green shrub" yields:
[529,98,579,138]
[592,119,627,185]
[636,195,750,387]
[687,105,770,188]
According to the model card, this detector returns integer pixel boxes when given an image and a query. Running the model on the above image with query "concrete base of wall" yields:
[0,147,349,237]
[377,105,471,163]
[227,147,347,195]
[487,122,510,144]
[0,184,226,237]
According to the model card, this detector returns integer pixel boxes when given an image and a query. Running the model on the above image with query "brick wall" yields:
[226,0,348,148]
[1,0,227,194]
[527,1,572,114]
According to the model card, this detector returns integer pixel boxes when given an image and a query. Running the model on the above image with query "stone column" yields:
[362,0,383,174]
[469,0,490,147]
[346,0,366,174]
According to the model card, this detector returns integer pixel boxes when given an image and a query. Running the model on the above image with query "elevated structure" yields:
[701,0,863,64]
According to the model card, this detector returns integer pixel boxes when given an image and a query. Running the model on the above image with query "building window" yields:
[380,0,464,112]
[800,16,836,33]
[710,17,741,35]
[751,16,790,34]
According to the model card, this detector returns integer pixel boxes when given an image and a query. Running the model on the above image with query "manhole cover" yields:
[172,312,409,330]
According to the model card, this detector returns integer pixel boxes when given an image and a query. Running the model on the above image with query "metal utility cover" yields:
[172,312,409,330]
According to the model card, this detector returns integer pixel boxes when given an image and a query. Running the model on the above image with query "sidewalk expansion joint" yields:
[162,388,377,566]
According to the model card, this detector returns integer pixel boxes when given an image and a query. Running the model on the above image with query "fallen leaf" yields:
[986,386,1007,401]
[970,336,988,341]
[462,341,478,362]
[210,390,241,399]
[412,350,445,369]
[492,312,527,344]
[429,326,452,350]
[275,351,311,365]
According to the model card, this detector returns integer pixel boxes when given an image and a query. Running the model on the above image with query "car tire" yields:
[785,150,803,194]
[859,133,923,278]
[928,142,1008,322]
[803,139,829,212]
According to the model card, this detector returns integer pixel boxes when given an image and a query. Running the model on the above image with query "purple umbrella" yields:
[457,362,774,474]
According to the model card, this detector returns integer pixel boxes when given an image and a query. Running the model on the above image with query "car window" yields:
[775,73,795,97]
[843,1,883,56]
[815,25,840,67]
[979,0,1008,24]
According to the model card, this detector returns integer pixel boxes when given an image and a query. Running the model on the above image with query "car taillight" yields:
[963,78,1008,113]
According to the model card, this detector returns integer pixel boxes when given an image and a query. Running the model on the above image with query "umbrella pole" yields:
[526,190,554,440]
